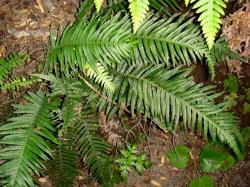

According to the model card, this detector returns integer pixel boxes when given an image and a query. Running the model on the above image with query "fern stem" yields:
[78,75,130,113]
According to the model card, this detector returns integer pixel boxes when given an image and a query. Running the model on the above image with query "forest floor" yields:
[0,0,250,187]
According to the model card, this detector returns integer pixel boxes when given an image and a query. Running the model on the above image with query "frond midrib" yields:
[10,96,48,186]
[117,72,235,139]
[49,41,131,55]
[12,130,31,186]
[133,35,206,55]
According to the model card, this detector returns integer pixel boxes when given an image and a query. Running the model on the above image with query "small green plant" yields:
[243,103,250,114]
[0,53,37,91]
[167,145,191,169]
[200,143,236,172]
[224,74,239,93]
[243,88,250,114]
[189,176,214,187]
[246,88,250,101]
[114,144,151,178]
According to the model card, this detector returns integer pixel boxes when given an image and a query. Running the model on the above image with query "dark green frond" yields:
[89,63,244,158]
[49,125,78,187]
[106,0,129,12]
[77,0,94,21]
[47,13,133,76]
[0,91,57,187]
[75,104,111,185]
[150,0,182,14]
[132,14,208,66]
[0,53,27,83]
[49,137,78,187]
[48,97,79,187]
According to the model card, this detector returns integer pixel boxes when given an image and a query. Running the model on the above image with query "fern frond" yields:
[34,74,85,98]
[89,63,244,158]
[48,96,79,187]
[206,38,245,79]
[47,13,132,76]
[94,0,104,12]
[75,104,111,185]
[0,91,57,187]
[77,0,94,21]
[49,136,78,187]
[49,97,78,187]
[132,14,208,65]
[84,63,115,92]
[106,0,129,12]
[0,53,27,83]
[185,0,228,49]
[0,76,38,91]
[150,0,182,14]
[129,0,149,32]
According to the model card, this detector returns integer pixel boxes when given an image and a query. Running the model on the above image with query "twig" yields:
[78,74,130,113]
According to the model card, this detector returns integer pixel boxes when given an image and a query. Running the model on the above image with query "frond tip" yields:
[185,0,228,49]
[129,0,149,32]
[94,0,103,12]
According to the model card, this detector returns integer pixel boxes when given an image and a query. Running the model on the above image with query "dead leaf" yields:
[150,180,162,187]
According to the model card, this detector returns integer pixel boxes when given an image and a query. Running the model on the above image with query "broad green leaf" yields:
[200,143,235,172]
[189,176,214,187]
[167,145,190,169]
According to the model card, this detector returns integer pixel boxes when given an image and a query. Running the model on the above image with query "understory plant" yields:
[0,53,37,91]
[0,0,246,186]
[114,144,150,178]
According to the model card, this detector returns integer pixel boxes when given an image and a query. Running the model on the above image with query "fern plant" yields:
[0,1,246,187]
[0,91,58,187]
[0,53,38,91]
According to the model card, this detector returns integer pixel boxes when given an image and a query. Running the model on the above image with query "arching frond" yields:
[0,91,57,187]
[129,0,149,32]
[75,104,111,185]
[88,63,244,158]
[47,13,133,76]
[185,0,228,49]
[132,14,208,66]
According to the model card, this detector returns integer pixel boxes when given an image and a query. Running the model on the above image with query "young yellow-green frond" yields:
[186,0,228,49]
[84,63,115,92]
[94,0,103,12]
[129,0,149,32]
[0,76,38,91]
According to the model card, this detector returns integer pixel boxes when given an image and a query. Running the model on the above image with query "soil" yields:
[0,0,250,187]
